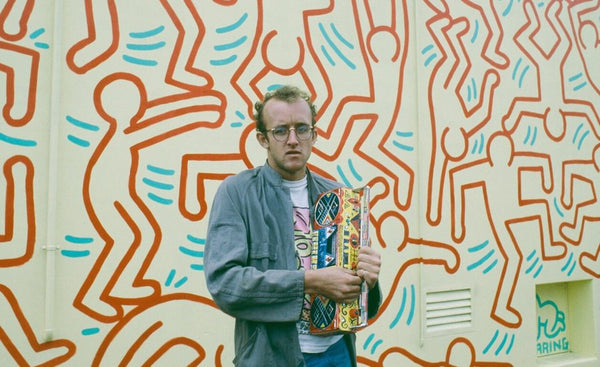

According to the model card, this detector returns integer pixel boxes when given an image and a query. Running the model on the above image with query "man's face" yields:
[257,98,316,181]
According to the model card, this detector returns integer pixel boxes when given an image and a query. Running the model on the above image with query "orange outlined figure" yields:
[358,337,511,367]
[75,72,224,322]
[559,143,600,245]
[0,284,76,366]
[424,0,510,70]
[502,0,600,142]
[91,294,233,366]
[312,0,415,211]
[0,0,39,127]
[0,0,34,41]
[450,132,567,328]
[0,156,34,267]
[366,177,460,323]
[567,0,600,95]
[231,0,332,116]
[423,12,499,225]
[66,0,212,90]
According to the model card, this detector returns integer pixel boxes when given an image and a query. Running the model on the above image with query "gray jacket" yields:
[204,163,381,366]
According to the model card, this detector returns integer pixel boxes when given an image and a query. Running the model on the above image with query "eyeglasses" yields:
[262,123,314,142]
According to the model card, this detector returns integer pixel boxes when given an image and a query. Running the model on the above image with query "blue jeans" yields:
[302,337,352,367]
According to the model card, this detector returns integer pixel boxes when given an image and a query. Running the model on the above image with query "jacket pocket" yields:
[233,324,273,366]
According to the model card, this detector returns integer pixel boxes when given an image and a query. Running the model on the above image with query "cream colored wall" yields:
[1,0,599,365]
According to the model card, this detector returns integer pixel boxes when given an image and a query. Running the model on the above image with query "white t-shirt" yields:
[283,177,342,353]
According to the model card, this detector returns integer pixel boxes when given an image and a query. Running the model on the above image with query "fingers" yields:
[339,267,363,286]
[357,247,381,289]
[310,254,381,303]
[357,268,378,289]
[317,267,362,302]
[357,247,381,272]
[358,246,380,261]
[357,269,368,279]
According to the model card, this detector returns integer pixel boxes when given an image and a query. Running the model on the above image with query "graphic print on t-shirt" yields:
[294,206,314,334]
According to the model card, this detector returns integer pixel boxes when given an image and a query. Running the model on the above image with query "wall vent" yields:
[425,288,472,334]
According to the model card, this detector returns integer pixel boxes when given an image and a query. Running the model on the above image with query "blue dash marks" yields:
[123,25,165,66]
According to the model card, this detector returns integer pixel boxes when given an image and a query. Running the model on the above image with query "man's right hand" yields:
[304,267,362,304]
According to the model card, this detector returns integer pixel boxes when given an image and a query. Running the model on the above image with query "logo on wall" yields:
[536,294,568,356]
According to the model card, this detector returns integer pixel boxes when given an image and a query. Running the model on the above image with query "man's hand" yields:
[304,246,381,303]
[304,267,362,304]
[356,246,381,289]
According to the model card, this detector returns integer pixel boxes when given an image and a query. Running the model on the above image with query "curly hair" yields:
[254,85,318,133]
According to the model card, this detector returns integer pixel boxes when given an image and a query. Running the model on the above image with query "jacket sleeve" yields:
[204,179,305,323]
[367,282,382,319]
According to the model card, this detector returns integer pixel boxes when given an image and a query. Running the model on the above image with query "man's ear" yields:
[256,131,269,149]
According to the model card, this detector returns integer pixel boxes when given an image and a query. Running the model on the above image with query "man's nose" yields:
[287,128,299,143]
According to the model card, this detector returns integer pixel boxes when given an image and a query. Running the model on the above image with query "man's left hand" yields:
[356,246,381,289]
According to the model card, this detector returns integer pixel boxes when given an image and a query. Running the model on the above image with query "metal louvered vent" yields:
[425,288,472,334]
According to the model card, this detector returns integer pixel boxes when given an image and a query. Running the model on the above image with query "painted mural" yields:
[1,0,599,365]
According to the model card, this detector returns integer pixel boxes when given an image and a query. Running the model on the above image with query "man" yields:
[204,85,382,366]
